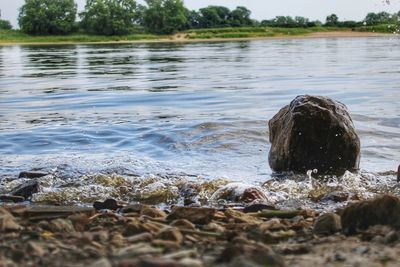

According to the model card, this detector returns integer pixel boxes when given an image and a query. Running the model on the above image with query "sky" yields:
[1,0,400,28]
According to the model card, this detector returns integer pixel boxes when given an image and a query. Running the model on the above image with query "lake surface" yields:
[0,37,399,205]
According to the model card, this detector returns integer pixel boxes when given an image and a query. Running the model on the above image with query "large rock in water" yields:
[268,95,360,175]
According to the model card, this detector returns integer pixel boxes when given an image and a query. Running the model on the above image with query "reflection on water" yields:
[0,37,399,186]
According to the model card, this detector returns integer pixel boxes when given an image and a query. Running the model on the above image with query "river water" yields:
[0,37,399,206]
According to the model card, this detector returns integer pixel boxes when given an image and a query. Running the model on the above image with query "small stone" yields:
[140,206,167,218]
[313,213,342,235]
[18,171,48,179]
[126,232,153,243]
[89,258,112,267]
[384,231,399,244]
[203,222,225,233]
[178,258,204,267]
[321,191,349,202]
[93,199,122,211]
[225,209,262,224]
[48,218,75,233]
[155,228,183,245]
[0,207,22,232]
[166,206,215,225]
[217,237,285,267]
[169,219,196,231]
[243,204,276,213]
[27,241,46,257]
[116,243,162,258]
[210,183,269,203]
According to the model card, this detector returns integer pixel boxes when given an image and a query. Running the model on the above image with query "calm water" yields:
[0,37,400,205]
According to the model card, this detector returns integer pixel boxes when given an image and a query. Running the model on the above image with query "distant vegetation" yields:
[0,0,399,43]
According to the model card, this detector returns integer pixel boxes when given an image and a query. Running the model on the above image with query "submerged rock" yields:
[210,183,270,203]
[268,95,360,175]
[341,195,400,234]
[18,171,48,179]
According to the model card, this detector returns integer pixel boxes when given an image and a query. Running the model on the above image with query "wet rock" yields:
[341,195,400,234]
[18,171,48,179]
[313,213,342,235]
[243,203,276,213]
[0,207,22,231]
[384,230,399,244]
[217,237,285,267]
[321,191,349,202]
[268,95,360,175]
[93,199,122,211]
[210,183,269,203]
[397,164,400,182]
[0,195,25,203]
[12,180,40,200]
[166,206,215,225]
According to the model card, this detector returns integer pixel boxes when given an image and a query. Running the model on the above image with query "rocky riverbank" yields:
[1,194,400,267]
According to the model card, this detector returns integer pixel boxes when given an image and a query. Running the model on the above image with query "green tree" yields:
[198,6,230,28]
[325,14,339,26]
[80,0,137,35]
[294,16,309,27]
[18,0,77,35]
[0,19,12,30]
[229,6,253,26]
[142,0,188,34]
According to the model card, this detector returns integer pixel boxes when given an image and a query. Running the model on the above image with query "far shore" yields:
[0,31,393,46]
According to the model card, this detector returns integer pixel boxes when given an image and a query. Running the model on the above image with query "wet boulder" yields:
[268,95,360,175]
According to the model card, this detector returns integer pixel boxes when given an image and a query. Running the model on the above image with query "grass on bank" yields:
[0,30,163,44]
[0,24,398,44]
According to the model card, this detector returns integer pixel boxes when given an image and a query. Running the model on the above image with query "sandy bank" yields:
[0,31,393,46]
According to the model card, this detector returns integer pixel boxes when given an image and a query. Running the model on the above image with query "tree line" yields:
[1,0,399,35]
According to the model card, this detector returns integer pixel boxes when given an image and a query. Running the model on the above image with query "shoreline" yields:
[0,31,393,46]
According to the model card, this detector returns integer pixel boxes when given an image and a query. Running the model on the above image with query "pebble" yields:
[166,206,216,224]
[313,213,342,235]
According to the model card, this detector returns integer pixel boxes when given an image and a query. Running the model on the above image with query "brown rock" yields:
[268,95,360,175]
[397,164,400,182]
[217,237,285,267]
[169,219,196,231]
[210,183,269,203]
[166,206,215,225]
[341,195,400,234]
[313,213,342,235]
[0,207,22,231]
[48,218,75,233]
[155,228,183,245]
[140,206,167,218]
[225,209,262,224]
